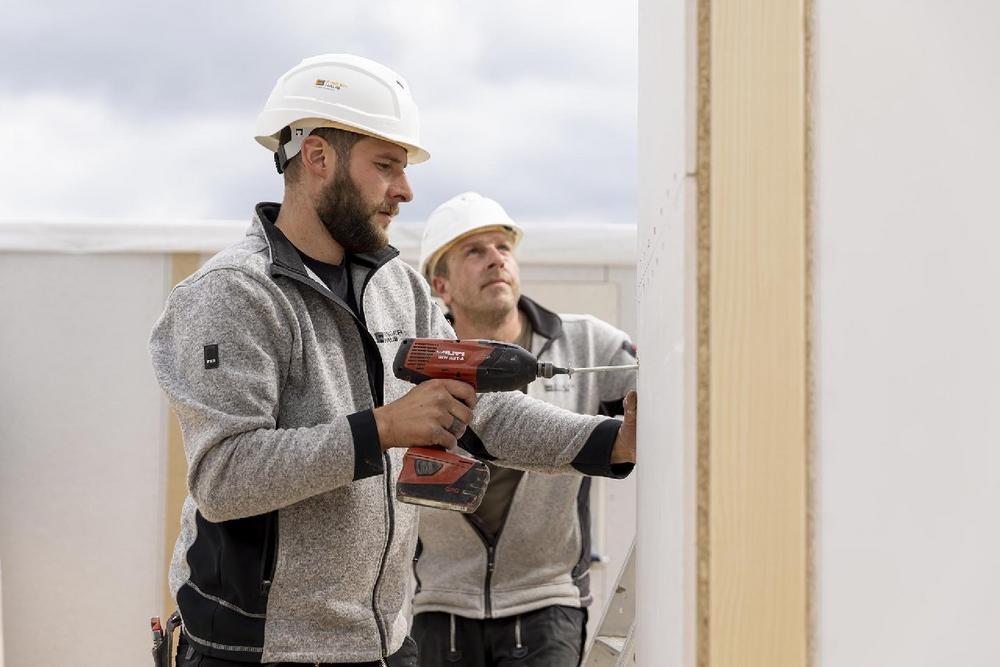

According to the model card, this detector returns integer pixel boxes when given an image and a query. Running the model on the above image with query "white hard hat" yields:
[419,192,524,280]
[255,54,430,173]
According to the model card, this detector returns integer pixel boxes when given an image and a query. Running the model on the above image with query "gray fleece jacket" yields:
[149,204,631,664]
[413,297,637,620]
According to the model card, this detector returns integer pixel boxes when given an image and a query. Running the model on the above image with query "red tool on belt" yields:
[392,338,637,512]
[150,611,181,666]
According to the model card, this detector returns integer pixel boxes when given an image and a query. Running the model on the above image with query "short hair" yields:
[432,251,451,280]
[282,127,364,185]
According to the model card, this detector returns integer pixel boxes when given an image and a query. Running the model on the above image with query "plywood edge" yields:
[696,0,713,665]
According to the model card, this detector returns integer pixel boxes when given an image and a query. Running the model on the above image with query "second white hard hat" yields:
[255,54,430,173]
[419,192,524,280]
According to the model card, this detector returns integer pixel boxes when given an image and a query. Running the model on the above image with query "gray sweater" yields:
[149,205,631,664]
[413,297,637,619]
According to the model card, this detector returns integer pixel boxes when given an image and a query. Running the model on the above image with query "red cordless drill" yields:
[392,338,637,512]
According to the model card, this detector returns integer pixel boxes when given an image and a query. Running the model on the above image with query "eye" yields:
[498,244,512,253]
[375,162,392,173]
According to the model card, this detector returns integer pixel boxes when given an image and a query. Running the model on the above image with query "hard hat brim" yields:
[423,224,524,280]
[255,117,430,165]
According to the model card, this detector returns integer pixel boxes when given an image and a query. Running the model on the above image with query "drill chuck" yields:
[536,362,570,379]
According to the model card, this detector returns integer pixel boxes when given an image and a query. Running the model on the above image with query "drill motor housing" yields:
[393,338,541,392]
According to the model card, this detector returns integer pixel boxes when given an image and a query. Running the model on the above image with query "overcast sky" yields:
[0,1,637,225]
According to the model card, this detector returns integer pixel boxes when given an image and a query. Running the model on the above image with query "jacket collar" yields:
[252,202,399,278]
[443,294,564,342]
[517,295,563,341]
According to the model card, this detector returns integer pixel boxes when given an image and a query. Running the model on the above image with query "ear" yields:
[431,274,452,306]
[299,135,335,179]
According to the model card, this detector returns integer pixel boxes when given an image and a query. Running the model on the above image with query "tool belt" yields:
[151,611,182,667]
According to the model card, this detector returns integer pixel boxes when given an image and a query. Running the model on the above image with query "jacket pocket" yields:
[259,512,279,595]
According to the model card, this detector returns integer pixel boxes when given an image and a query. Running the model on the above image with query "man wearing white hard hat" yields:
[411,193,638,667]
[149,56,636,666]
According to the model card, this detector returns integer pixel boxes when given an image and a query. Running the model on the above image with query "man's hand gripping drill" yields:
[375,338,637,513]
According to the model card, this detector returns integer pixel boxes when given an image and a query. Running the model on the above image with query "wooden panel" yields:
[163,253,203,618]
[706,0,809,665]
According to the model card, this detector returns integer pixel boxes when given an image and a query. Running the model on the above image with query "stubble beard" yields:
[315,170,397,255]
[462,285,521,331]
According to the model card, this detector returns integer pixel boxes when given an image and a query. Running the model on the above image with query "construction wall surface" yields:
[636,0,698,662]
[0,252,169,666]
[814,1,1000,664]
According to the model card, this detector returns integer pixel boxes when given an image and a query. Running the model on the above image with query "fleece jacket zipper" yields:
[464,473,524,618]
[357,256,395,659]
[272,256,395,656]
[259,513,279,595]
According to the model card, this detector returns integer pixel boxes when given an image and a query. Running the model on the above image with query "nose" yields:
[389,172,413,203]
[485,245,507,268]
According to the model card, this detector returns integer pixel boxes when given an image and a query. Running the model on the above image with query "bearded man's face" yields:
[315,168,396,254]
[314,136,410,255]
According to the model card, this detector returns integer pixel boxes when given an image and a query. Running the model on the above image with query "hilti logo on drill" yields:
[436,350,465,361]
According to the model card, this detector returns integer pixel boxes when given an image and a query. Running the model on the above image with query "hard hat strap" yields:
[274,125,318,174]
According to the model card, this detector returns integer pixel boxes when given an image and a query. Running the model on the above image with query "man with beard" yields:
[410,193,637,667]
[149,55,637,667]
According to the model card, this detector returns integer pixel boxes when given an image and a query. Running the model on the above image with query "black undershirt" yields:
[264,222,360,317]
[298,250,359,317]
[470,319,533,540]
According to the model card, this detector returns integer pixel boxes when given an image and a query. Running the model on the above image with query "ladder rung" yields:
[594,636,627,653]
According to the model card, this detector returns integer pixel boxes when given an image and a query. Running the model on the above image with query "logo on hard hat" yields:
[314,79,349,91]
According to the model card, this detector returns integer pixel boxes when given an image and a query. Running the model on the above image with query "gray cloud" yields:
[1,0,636,224]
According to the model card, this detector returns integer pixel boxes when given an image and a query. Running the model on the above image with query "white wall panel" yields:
[815,2,1000,664]
[636,0,698,662]
[0,253,170,667]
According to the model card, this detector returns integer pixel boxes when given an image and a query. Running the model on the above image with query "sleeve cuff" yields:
[571,418,634,479]
[598,397,626,417]
[456,428,496,461]
[347,410,385,480]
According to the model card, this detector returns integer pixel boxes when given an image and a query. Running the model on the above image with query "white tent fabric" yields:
[0,219,636,266]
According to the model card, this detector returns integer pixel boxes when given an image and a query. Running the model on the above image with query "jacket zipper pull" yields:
[512,614,528,658]
[447,613,463,662]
